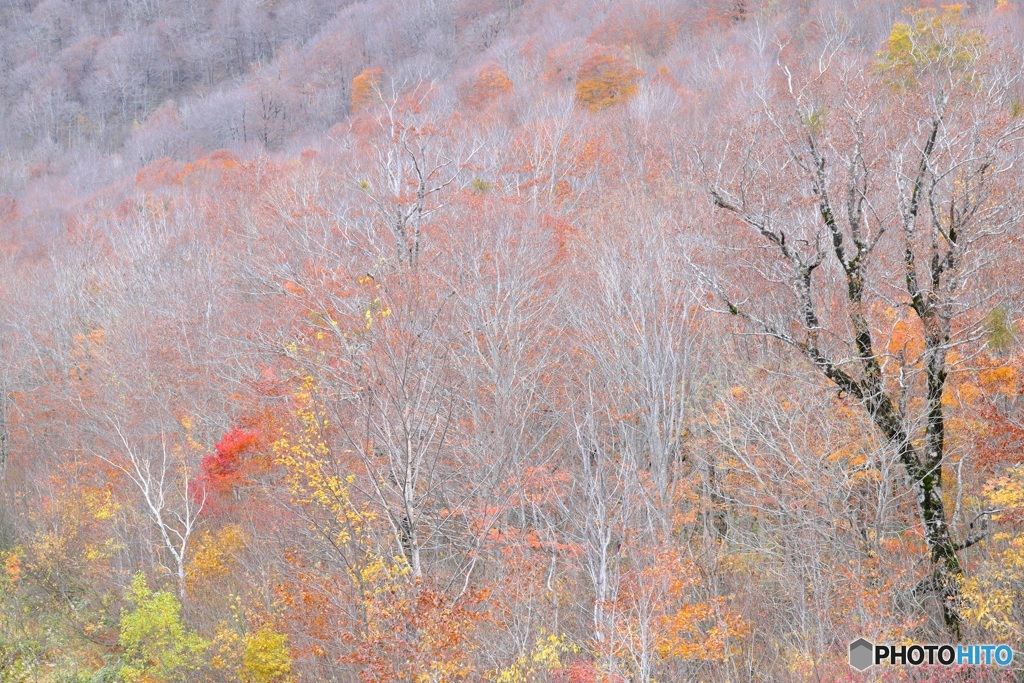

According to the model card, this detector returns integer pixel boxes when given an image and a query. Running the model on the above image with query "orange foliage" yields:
[347,582,486,683]
[468,64,513,109]
[949,351,1024,469]
[351,68,383,112]
[136,157,186,189]
[575,51,645,111]
[273,567,344,658]
[652,65,683,92]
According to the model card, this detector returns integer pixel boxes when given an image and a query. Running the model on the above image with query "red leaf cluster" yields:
[194,427,261,513]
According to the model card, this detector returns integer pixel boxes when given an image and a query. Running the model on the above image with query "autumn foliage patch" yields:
[575,50,644,111]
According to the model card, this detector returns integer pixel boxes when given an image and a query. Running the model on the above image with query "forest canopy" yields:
[1,1,1024,681]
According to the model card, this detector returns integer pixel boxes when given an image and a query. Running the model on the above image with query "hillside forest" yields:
[2,0,1024,681]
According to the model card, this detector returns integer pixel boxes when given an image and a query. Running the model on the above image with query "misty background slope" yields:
[0,0,913,251]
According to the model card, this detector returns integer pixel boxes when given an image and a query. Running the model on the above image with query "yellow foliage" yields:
[876,5,986,90]
[364,297,391,330]
[273,378,370,550]
[984,466,1024,521]
[211,621,244,676]
[786,649,817,677]
[187,524,246,590]
[241,628,292,683]
[80,486,119,522]
[961,536,1024,637]
[1,547,23,587]
[118,573,209,682]
[961,467,1024,636]
[490,632,579,683]
[179,413,208,456]
[19,477,122,591]
[271,376,403,598]
[84,537,124,563]
[359,553,410,599]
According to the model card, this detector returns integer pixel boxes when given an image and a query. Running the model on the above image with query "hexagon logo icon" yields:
[849,638,874,671]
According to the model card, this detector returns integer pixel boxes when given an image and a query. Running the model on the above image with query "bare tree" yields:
[355,78,480,267]
[93,416,205,597]
[700,15,1023,634]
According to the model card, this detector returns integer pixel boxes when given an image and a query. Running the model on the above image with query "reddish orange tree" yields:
[575,50,644,112]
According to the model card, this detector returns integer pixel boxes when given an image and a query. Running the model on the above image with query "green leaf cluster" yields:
[118,573,208,683]
[985,306,1016,352]
[875,5,986,90]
